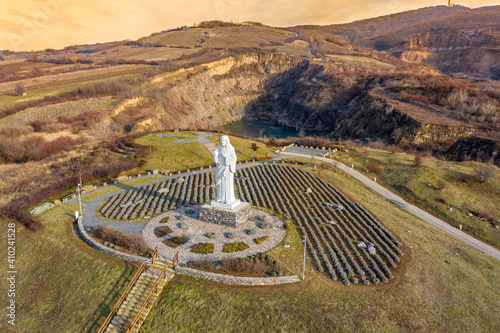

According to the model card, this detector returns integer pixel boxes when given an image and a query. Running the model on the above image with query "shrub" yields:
[258,222,270,229]
[185,209,195,215]
[178,222,189,230]
[162,234,189,248]
[2,208,43,230]
[440,196,451,205]
[154,226,172,238]
[205,232,216,239]
[28,136,76,161]
[190,243,214,254]
[254,236,269,244]
[476,206,495,221]
[367,162,382,174]
[92,225,149,256]
[436,179,447,190]
[413,154,422,166]
[159,216,170,223]
[255,154,272,161]
[257,215,269,222]
[474,166,495,183]
[461,202,472,212]
[0,135,47,163]
[246,229,257,235]
[225,232,238,239]
[178,215,188,221]
[223,242,249,253]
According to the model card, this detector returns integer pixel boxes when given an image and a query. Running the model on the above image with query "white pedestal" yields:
[209,199,241,210]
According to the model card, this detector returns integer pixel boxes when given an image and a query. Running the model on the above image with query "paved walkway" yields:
[280,149,500,262]
[72,163,266,235]
[142,206,285,262]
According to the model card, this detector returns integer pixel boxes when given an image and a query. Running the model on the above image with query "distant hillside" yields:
[0,7,498,170]
[294,5,500,79]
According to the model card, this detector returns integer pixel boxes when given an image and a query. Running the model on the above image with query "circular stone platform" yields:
[142,206,285,262]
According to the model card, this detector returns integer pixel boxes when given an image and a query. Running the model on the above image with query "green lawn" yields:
[140,165,500,332]
[0,204,135,332]
[81,175,165,202]
[329,147,500,249]
[135,134,213,172]
[208,134,270,160]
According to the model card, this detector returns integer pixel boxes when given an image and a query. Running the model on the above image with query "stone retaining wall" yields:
[175,266,300,285]
[76,217,148,263]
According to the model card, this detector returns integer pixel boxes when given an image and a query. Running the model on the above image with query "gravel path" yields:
[142,206,286,263]
[280,149,500,262]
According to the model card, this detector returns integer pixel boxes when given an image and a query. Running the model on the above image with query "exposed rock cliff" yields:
[400,29,500,79]
[120,52,479,147]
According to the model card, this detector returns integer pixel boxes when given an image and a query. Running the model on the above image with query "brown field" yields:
[0,60,55,75]
[320,40,356,54]
[142,30,203,47]
[325,54,396,68]
[203,25,295,49]
[0,96,113,126]
[372,92,466,126]
[75,45,200,62]
[0,64,151,94]
[263,40,311,56]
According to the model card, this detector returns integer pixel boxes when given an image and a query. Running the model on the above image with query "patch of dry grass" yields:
[0,204,135,332]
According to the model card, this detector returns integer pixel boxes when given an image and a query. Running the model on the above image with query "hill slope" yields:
[295,5,500,79]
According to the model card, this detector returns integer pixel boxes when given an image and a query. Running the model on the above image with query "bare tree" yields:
[250,143,259,158]
[15,83,26,96]
[89,119,113,140]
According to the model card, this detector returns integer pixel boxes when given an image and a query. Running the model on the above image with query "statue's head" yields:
[220,135,230,147]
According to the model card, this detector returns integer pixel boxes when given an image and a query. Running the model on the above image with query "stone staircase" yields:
[103,258,175,333]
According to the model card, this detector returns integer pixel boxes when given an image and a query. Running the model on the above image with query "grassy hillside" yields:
[0,204,135,333]
[135,133,213,172]
[333,146,500,249]
[1,155,498,332]
[139,165,500,332]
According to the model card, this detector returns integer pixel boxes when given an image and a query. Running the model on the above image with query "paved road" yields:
[280,150,500,262]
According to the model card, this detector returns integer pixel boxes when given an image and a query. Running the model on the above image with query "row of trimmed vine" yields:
[236,164,403,286]
[101,173,216,220]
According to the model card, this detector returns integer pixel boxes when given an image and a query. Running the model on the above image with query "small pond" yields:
[222,119,299,138]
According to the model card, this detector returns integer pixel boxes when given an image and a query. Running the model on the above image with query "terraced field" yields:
[0,96,113,126]
[0,64,150,94]
[203,26,295,49]
[100,173,216,220]
[143,30,203,47]
[236,165,403,286]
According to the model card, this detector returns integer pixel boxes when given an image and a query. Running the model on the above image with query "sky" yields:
[0,0,497,51]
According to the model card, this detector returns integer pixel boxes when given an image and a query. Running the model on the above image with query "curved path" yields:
[280,149,500,262]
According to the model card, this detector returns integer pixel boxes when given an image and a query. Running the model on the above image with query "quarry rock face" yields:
[400,30,500,79]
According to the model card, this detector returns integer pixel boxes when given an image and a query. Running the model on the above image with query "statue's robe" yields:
[214,144,237,204]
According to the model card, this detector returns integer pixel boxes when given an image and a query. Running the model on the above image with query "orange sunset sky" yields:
[0,0,498,51]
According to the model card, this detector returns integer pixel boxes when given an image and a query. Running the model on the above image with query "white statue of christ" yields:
[211,135,240,209]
